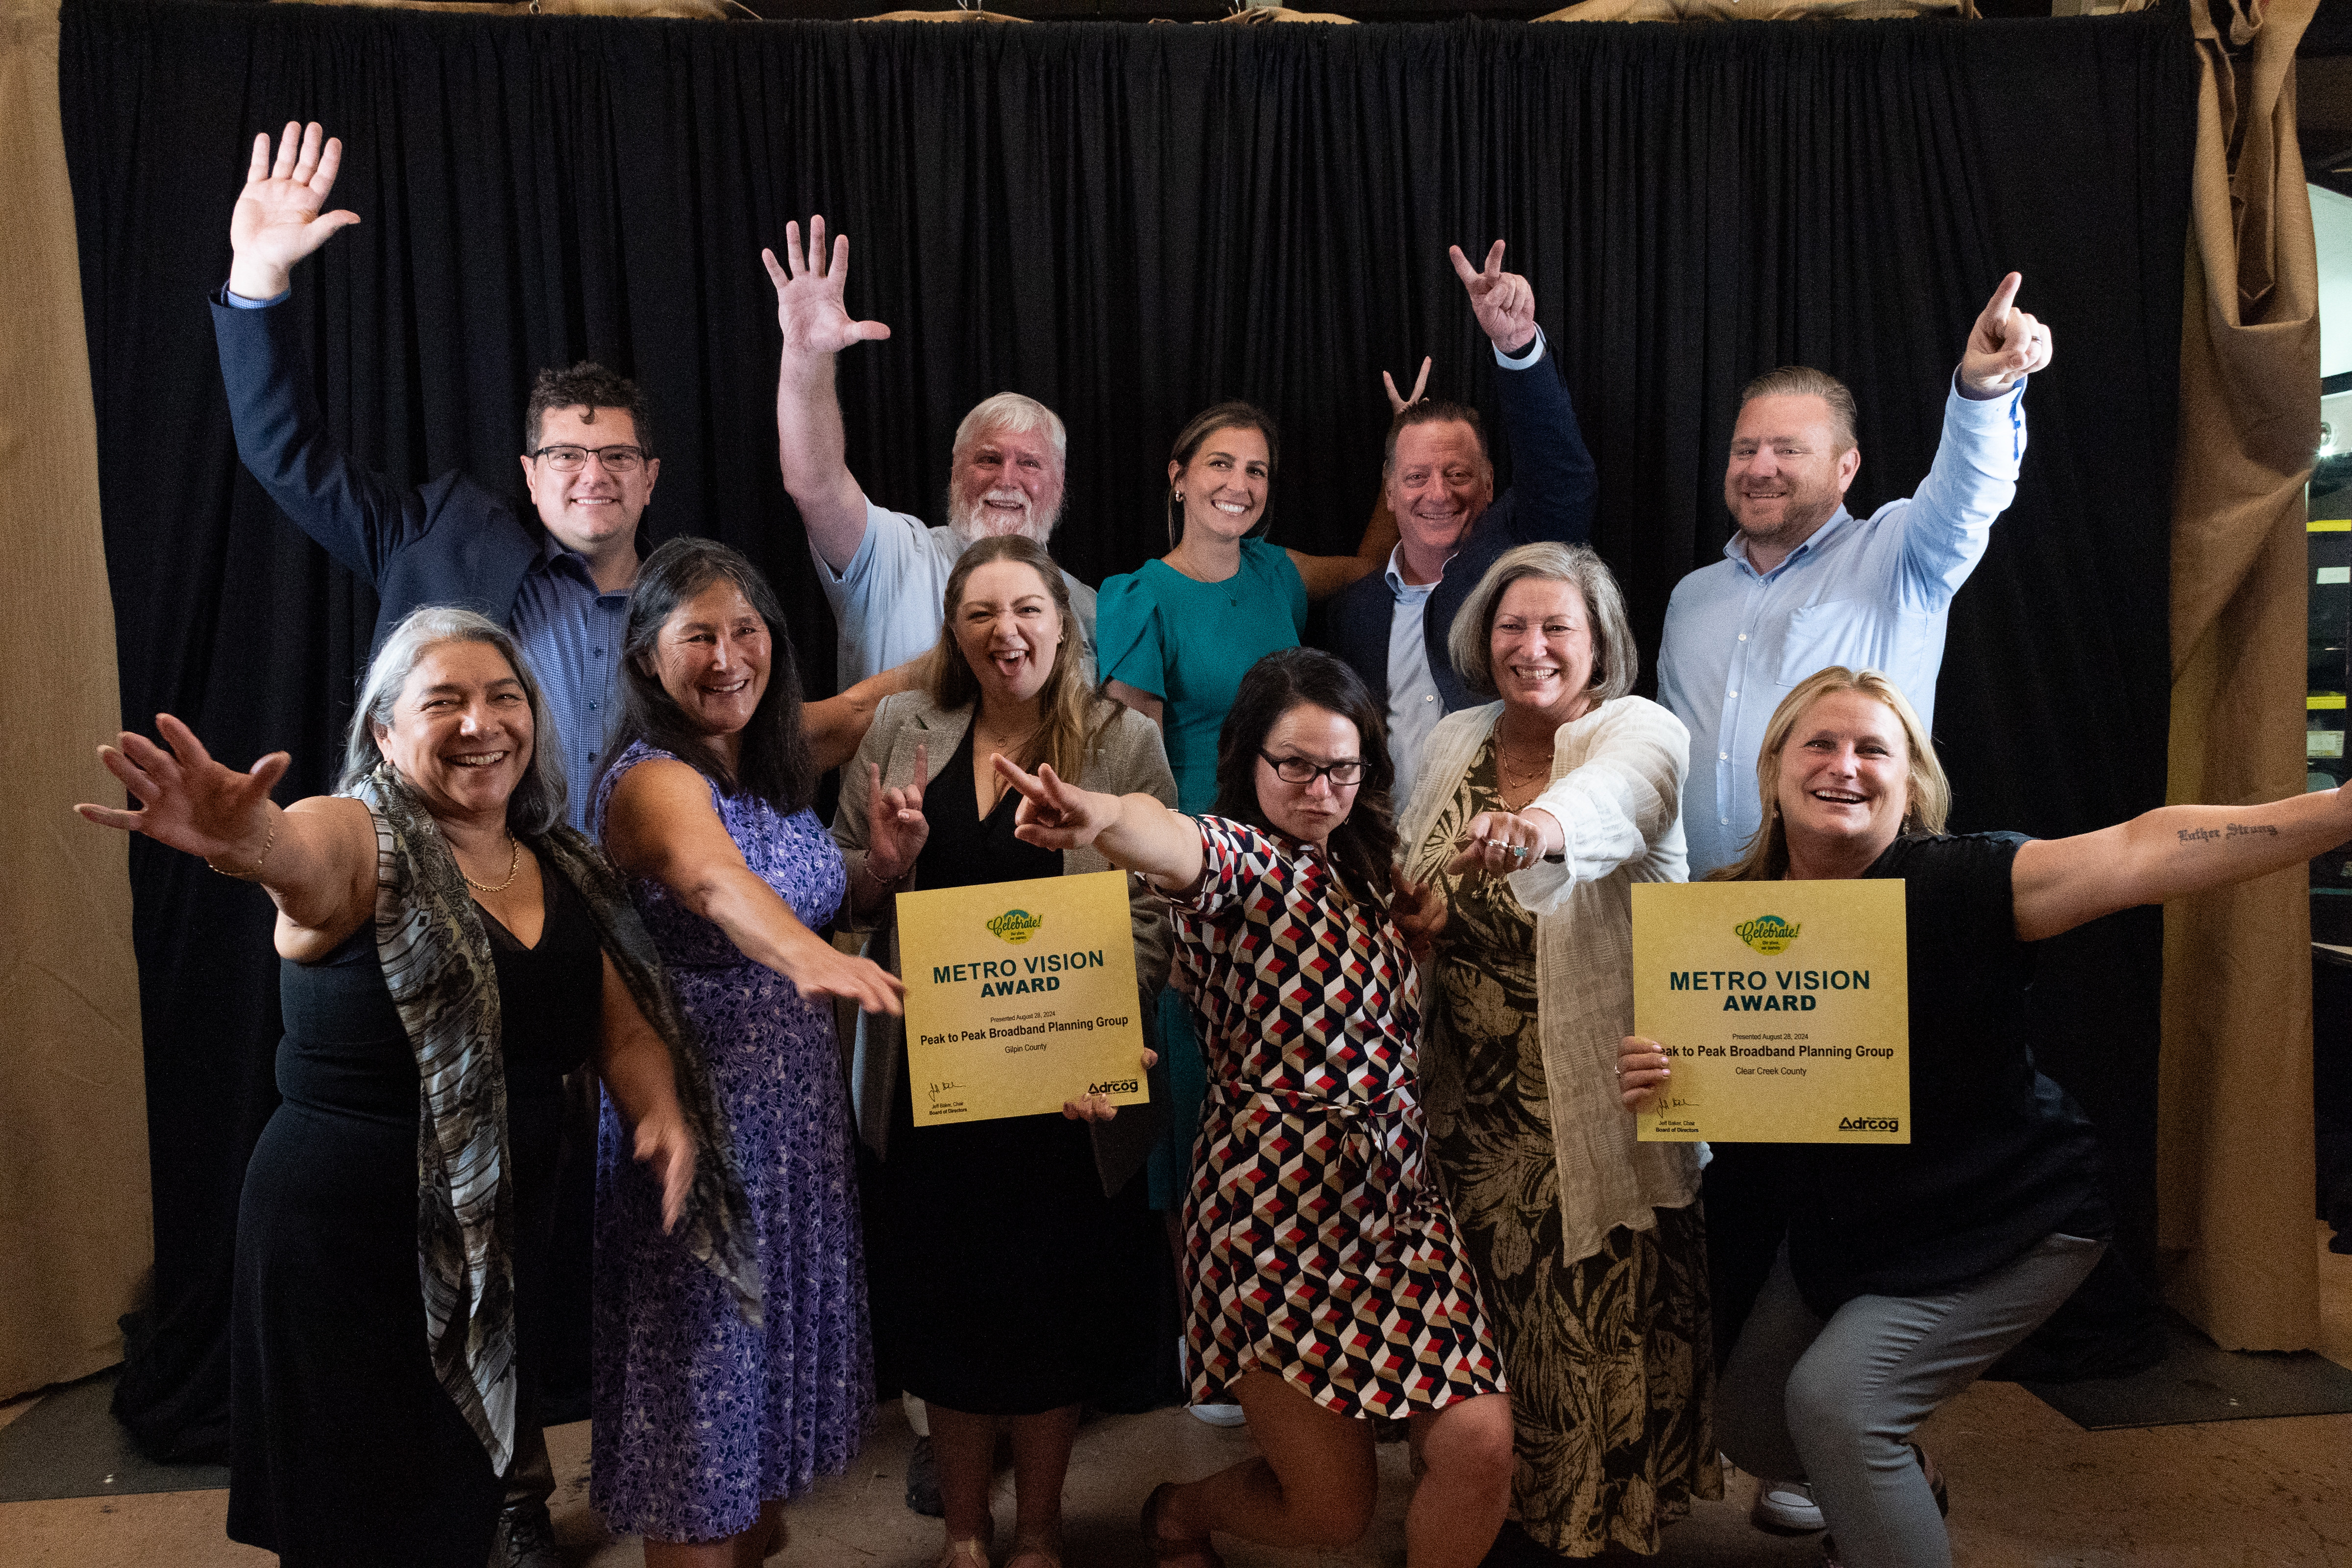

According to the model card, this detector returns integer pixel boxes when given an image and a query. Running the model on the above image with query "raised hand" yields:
[1957,272,2052,396]
[1444,808,1555,878]
[1389,867,1447,960]
[227,122,361,302]
[866,743,930,882]
[1383,356,1433,416]
[995,756,1114,852]
[1450,241,1537,355]
[76,713,289,872]
[631,1104,698,1235]
[762,217,893,360]
[1618,1034,1673,1115]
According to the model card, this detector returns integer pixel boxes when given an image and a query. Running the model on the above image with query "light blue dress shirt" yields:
[509,533,632,830]
[1657,377,2028,877]
[1381,328,1550,803]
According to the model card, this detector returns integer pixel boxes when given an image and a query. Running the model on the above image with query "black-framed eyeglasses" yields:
[1258,750,1366,787]
[528,443,647,473]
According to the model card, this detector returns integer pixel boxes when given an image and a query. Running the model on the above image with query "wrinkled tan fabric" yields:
[273,0,738,19]
[2159,0,2322,1352]
[1536,0,1964,22]
[857,9,1030,21]
[0,0,152,1400]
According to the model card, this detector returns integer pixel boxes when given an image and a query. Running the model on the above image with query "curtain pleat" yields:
[0,0,151,1402]
[2158,0,2324,1352]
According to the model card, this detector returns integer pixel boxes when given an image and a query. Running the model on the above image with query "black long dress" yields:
[227,866,598,1567]
[874,726,1153,1415]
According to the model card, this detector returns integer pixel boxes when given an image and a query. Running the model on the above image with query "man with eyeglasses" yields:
[208,122,886,1568]
[214,123,901,835]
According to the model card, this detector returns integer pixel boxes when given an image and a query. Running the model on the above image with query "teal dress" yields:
[1098,537,1309,1208]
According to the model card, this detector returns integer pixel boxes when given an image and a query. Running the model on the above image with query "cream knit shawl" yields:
[1396,696,1702,1264]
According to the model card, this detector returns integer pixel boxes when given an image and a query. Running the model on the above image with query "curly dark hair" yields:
[1209,648,1398,907]
[525,361,654,457]
[599,538,814,813]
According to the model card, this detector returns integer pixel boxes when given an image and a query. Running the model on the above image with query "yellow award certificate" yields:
[895,869,1150,1125]
[1632,880,1909,1144]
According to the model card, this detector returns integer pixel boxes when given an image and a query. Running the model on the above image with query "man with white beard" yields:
[768,218,1098,685]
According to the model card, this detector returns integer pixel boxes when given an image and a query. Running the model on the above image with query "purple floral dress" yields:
[589,743,873,1542]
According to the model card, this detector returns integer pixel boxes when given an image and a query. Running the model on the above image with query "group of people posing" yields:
[75,121,2352,1568]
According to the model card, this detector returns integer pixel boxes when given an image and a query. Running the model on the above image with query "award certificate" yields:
[895,869,1150,1125]
[1632,880,1909,1144]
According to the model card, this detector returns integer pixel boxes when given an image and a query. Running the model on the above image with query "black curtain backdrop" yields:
[61,0,2193,1456]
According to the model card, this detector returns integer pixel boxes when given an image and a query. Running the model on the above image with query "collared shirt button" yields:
[1423,694,1435,703]
[588,701,598,711]
[1729,689,1738,698]
[1719,752,1729,760]
[1738,633,1748,641]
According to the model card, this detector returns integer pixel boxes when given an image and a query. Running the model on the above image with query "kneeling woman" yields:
[1620,665,2352,1568]
[998,647,1513,1568]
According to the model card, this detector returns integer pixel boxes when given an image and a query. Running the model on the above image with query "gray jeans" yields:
[1717,1231,2105,1568]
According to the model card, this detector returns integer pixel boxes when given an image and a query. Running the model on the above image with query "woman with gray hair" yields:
[1394,541,1717,1558]
[76,606,757,1568]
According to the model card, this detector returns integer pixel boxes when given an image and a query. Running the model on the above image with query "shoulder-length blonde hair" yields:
[340,605,567,836]
[1447,540,1638,706]
[925,535,1114,783]
[1710,666,1950,882]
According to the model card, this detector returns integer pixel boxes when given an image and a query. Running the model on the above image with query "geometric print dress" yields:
[1169,815,1505,1420]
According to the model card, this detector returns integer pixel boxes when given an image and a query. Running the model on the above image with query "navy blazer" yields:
[1321,345,1597,713]
[213,292,545,654]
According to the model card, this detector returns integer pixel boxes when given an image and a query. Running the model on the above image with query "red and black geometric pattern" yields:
[1169,816,1505,1420]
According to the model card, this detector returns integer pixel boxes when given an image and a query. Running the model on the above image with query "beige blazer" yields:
[830,689,1178,1195]
[1397,695,1702,1265]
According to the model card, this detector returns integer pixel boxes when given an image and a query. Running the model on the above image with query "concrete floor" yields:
[6,1225,2349,1568]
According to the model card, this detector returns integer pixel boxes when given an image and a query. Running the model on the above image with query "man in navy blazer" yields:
[1321,243,1598,801]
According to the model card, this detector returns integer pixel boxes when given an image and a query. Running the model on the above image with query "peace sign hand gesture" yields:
[762,217,893,360]
[227,122,362,302]
[864,743,930,884]
[1450,241,1538,356]
[76,713,289,873]
[1957,272,2053,397]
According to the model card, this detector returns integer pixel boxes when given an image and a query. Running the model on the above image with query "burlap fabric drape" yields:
[2159,0,2323,1352]
[0,0,152,1398]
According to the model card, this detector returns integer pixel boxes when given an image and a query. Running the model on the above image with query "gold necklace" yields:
[1495,738,1549,788]
[461,834,523,895]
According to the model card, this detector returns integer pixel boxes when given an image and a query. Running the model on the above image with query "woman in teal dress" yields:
[1098,400,1385,1416]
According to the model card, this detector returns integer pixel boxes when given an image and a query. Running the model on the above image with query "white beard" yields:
[949,486,1061,547]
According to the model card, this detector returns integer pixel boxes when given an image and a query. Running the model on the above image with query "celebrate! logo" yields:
[985,908,1046,945]
[1734,914,1801,956]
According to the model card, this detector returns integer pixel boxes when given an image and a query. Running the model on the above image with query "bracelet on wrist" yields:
[206,810,279,881]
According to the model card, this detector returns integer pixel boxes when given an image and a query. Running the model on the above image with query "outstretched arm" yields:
[227,122,361,301]
[2011,786,2352,943]
[1897,272,2051,607]
[994,755,1205,890]
[766,218,892,573]
[603,756,906,1013]
[74,713,376,958]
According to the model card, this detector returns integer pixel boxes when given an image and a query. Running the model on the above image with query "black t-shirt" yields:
[1742,833,2113,1314]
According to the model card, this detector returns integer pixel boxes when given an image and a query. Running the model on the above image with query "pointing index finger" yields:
[1979,271,2023,333]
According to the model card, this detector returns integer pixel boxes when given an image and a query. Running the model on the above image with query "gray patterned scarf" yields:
[353,765,762,1471]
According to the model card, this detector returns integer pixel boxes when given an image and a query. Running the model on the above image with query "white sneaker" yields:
[1177,1336,1248,1426]
[1752,1477,1824,1532]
